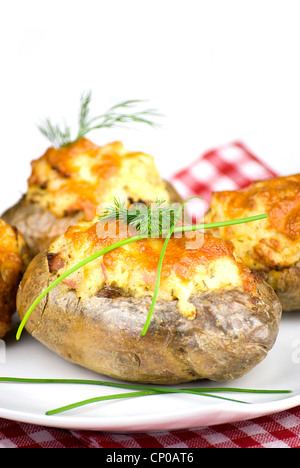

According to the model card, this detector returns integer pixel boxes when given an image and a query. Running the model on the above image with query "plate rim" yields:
[1,310,300,433]
[0,385,299,432]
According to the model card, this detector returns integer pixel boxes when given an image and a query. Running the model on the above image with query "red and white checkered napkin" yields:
[0,141,299,449]
[170,140,277,213]
[1,406,300,448]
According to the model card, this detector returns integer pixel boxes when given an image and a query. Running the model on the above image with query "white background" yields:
[0,0,300,214]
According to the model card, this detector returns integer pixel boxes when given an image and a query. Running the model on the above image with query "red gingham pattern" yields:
[170,141,278,213]
[0,141,299,448]
[1,406,300,448]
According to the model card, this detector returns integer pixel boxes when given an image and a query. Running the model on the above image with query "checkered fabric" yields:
[1,406,300,448]
[0,141,299,448]
[170,141,277,213]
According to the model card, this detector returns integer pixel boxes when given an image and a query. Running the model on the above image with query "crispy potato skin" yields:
[0,219,28,338]
[259,263,300,312]
[17,250,282,384]
[2,181,182,261]
[2,197,81,260]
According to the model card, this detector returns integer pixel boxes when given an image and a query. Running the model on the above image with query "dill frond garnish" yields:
[37,91,162,149]
[38,118,72,149]
[99,197,177,236]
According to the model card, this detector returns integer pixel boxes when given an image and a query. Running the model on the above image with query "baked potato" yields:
[16,216,282,384]
[2,138,182,260]
[205,173,300,311]
[0,219,28,338]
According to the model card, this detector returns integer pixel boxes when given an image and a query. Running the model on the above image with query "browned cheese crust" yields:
[205,173,300,311]
[0,219,28,338]
[2,139,182,260]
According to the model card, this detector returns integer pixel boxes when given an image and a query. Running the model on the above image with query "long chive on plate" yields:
[0,311,299,432]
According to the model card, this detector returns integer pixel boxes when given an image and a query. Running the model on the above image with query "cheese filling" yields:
[49,219,257,319]
[27,139,171,221]
[206,174,300,270]
[0,219,25,288]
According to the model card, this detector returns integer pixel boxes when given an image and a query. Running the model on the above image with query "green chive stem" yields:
[173,213,268,234]
[16,234,143,341]
[46,391,250,415]
[46,391,158,415]
[141,196,203,336]
[0,376,291,394]
[0,376,290,415]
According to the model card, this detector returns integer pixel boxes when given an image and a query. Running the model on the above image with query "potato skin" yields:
[2,197,81,260]
[0,274,19,339]
[17,250,282,384]
[2,181,182,261]
[258,262,300,312]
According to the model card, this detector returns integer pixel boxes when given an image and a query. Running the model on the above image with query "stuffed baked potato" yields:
[205,173,300,312]
[0,219,28,338]
[17,215,282,384]
[2,138,181,259]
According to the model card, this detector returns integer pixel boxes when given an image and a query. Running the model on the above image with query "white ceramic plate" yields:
[0,312,300,433]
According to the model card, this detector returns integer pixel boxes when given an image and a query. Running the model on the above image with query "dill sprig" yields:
[16,196,268,340]
[99,197,177,236]
[38,119,72,149]
[38,91,161,149]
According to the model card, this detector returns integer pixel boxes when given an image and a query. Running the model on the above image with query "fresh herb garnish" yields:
[38,91,161,149]
[99,197,178,236]
[140,196,203,334]
[16,197,268,340]
[0,377,291,415]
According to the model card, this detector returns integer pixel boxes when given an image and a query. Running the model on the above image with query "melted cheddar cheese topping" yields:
[0,219,24,278]
[49,219,257,319]
[0,219,26,307]
[27,138,170,221]
[205,174,300,270]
